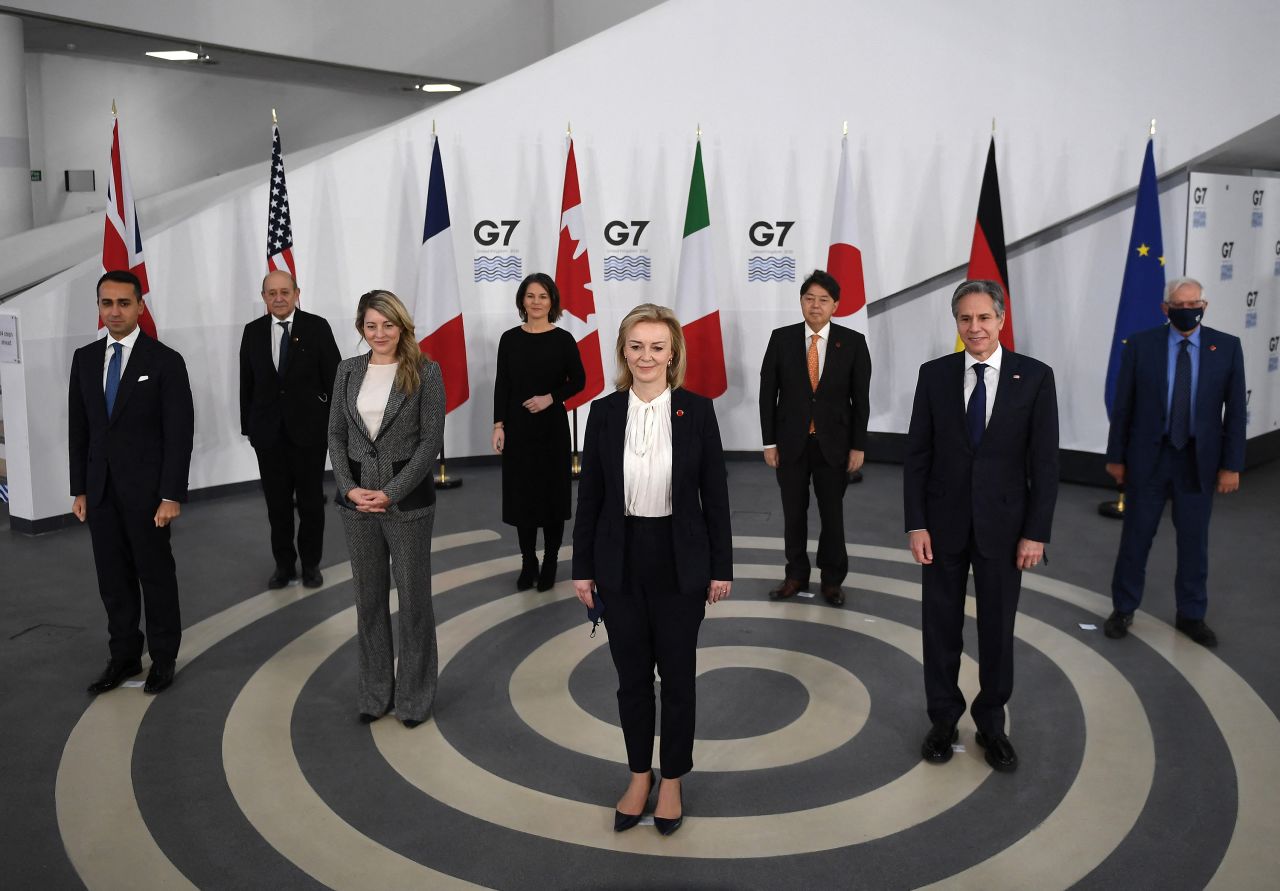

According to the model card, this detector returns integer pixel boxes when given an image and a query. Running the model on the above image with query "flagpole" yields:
[436,442,462,489]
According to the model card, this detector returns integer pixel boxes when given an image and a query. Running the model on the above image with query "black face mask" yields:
[1167,306,1203,333]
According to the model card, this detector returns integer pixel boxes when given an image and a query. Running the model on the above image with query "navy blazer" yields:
[68,332,195,510]
[903,349,1059,557]
[573,388,733,597]
[1106,323,1246,492]
[239,308,341,449]
[759,321,872,466]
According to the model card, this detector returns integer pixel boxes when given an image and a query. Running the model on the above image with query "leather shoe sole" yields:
[921,722,958,763]
[975,730,1019,772]
[1103,610,1133,639]
[769,579,809,600]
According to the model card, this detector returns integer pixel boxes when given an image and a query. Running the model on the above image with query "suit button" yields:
[279,389,285,395]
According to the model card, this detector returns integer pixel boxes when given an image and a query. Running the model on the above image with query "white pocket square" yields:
[137,375,150,382]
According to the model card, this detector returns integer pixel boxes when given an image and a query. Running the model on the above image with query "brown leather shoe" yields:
[820,584,845,606]
[768,579,808,600]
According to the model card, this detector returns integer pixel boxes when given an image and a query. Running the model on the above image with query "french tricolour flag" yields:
[415,135,469,412]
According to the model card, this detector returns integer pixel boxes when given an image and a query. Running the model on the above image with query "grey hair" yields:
[1164,277,1204,303]
[950,279,1005,318]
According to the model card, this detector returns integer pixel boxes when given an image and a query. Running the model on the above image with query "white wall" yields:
[551,0,663,51]
[5,0,1280,525]
[24,52,424,226]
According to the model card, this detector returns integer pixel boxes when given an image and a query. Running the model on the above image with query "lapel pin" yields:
[1012,374,1021,379]
[675,409,685,417]
[1209,344,1217,351]
[834,340,842,348]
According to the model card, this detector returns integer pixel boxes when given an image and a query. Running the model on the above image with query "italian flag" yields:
[675,140,727,398]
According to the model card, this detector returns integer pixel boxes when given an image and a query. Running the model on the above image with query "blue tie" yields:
[1169,339,1191,449]
[277,320,290,375]
[967,363,988,448]
[105,342,122,416]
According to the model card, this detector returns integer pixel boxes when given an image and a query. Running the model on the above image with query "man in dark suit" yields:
[69,270,195,695]
[239,270,341,589]
[1103,277,1246,648]
[904,279,1058,773]
[759,269,872,606]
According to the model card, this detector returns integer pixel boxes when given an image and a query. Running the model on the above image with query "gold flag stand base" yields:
[435,461,463,490]
[1098,492,1125,519]
[571,452,582,481]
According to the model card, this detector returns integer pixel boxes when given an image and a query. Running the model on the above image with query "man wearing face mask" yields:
[1104,277,1246,647]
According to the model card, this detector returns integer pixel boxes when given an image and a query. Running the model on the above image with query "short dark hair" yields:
[97,269,143,300]
[950,279,1005,318]
[801,269,841,302]
[516,272,562,322]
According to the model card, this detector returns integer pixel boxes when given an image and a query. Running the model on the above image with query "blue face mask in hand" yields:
[1167,306,1203,332]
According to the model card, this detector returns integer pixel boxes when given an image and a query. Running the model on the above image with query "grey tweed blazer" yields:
[328,353,446,521]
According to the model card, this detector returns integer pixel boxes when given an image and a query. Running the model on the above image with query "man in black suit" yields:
[904,279,1058,773]
[759,269,871,606]
[239,270,340,589]
[69,270,195,695]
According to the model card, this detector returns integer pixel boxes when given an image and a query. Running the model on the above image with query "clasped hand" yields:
[347,488,391,513]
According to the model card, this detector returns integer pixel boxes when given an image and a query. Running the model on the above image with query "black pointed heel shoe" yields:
[653,779,683,837]
[613,769,655,832]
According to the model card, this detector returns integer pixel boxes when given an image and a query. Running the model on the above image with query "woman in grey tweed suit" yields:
[329,290,445,727]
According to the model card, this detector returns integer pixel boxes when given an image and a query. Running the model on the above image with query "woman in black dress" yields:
[492,272,586,591]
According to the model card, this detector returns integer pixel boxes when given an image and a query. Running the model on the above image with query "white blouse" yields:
[358,362,397,438]
[623,387,673,517]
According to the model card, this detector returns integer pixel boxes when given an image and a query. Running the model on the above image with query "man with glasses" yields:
[1104,277,1247,647]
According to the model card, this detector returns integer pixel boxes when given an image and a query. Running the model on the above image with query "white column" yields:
[0,15,33,238]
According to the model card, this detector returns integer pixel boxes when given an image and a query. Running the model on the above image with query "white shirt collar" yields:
[965,343,1002,373]
[106,325,143,351]
[805,321,831,341]
[271,310,297,327]
[629,386,671,409]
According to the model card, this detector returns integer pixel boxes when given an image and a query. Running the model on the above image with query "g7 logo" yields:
[604,220,650,247]
[474,220,519,247]
[749,221,795,248]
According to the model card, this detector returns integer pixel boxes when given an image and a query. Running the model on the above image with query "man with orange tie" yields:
[759,269,872,606]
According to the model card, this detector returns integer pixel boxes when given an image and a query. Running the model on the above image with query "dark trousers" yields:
[517,521,564,558]
[87,475,182,665]
[1111,441,1212,620]
[603,517,705,779]
[776,436,849,586]
[921,531,1021,736]
[254,441,328,571]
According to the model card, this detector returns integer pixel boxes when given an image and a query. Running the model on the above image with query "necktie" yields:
[105,342,122,417]
[807,334,820,434]
[967,363,988,448]
[277,320,291,375]
[1169,339,1192,449]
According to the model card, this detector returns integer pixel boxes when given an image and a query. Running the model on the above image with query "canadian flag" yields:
[675,139,726,398]
[827,134,868,333]
[102,108,157,338]
[556,138,604,412]
[415,134,469,412]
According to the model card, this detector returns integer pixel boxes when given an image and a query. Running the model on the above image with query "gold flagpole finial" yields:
[696,123,702,141]
[111,99,117,117]
[992,116,996,134]
[842,120,848,137]
[567,121,572,138]
[272,107,278,125]
[432,118,436,136]
[1149,118,1157,137]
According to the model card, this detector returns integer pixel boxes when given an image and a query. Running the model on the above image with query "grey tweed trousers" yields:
[342,506,437,722]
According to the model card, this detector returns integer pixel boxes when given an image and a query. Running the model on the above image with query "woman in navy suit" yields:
[572,303,733,837]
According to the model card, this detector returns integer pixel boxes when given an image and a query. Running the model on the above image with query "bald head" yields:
[261,270,300,319]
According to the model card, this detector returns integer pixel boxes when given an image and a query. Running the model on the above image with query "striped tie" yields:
[808,334,820,433]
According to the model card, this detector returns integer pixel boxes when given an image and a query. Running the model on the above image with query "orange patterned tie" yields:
[808,334,820,433]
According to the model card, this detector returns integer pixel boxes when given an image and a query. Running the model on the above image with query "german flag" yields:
[958,136,1014,351]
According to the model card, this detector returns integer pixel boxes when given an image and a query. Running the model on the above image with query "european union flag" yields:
[1105,138,1166,417]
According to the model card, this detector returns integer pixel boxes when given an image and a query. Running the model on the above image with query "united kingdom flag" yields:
[102,107,156,337]
[266,122,296,277]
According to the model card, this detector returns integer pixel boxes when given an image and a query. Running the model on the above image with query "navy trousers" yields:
[1111,441,1212,620]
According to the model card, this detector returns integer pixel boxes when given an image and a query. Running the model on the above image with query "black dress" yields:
[493,326,587,526]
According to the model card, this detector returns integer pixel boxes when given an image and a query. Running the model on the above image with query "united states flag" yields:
[102,110,157,337]
[266,123,296,276]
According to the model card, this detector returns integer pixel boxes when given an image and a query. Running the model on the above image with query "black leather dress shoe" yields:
[1103,610,1133,639]
[143,662,175,694]
[358,712,381,724]
[614,769,655,832]
[820,584,845,606]
[975,730,1018,772]
[768,579,809,600]
[536,553,559,592]
[268,567,297,589]
[87,659,143,694]
[1175,614,1218,648]
[302,567,324,588]
[921,721,958,763]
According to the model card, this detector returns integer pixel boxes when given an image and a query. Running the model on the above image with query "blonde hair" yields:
[355,289,423,395]
[614,303,686,391]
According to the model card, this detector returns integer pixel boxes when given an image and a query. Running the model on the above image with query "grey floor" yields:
[3,459,1278,890]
